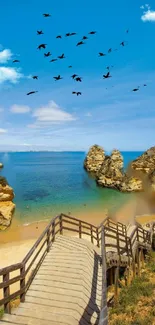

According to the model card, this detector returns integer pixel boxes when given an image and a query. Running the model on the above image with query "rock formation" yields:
[84,145,105,173]
[0,163,3,168]
[84,145,155,192]
[0,174,15,230]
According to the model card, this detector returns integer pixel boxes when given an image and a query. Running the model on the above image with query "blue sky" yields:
[0,0,155,151]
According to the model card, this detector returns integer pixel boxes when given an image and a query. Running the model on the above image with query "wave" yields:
[23,218,50,227]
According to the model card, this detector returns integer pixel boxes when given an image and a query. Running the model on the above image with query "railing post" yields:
[52,221,55,242]
[59,215,63,235]
[20,264,26,302]
[47,228,50,252]
[114,266,119,305]
[3,273,11,314]
[99,227,108,325]
[79,220,82,238]
[96,228,100,247]
[91,225,94,244]
[137,228,139,242]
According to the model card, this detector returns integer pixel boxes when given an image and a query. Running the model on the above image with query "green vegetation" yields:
[0,176,8,186]
[0,308,4,319]
[109,251,155,325]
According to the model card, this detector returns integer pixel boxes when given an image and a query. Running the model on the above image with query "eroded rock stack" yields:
[84,145,155,192]
[84,145,105,173]
[0,174,15,230]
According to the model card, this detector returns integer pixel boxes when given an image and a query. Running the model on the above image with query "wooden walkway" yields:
[0,214,155,325]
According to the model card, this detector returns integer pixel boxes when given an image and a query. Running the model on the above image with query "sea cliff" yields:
[84,145,155,192]
[0,172,15,231]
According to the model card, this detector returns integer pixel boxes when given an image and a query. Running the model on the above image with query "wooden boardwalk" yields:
[0,214,155,325]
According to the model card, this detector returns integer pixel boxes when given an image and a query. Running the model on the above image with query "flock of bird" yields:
[11,13,147,96]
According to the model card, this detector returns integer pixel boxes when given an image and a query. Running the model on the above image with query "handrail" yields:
[0,214,154,316]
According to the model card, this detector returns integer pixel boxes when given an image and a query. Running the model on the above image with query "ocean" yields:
[0,151,143,225]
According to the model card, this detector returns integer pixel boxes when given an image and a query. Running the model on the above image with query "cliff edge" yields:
[0,174,15,230]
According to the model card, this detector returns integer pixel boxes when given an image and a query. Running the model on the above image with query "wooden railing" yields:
[0,214,154,318]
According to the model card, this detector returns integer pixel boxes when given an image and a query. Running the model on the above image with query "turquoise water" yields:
[0,151,143,225]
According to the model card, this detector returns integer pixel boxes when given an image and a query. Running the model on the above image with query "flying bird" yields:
[32,76,38,80]
[99,52,106,57]
[75,77,82,82]
[53,75,63,81]
[70,32,76,36]
[103,72,112,79]
[144,84,147,87]
[66,33,71,37]
[43,13,51,17]
[82,36,88,40]
[108,48,112,53]
[12,59,20,63]
[120,41,125,47]
[27,91,38,95]
[72,91,82,96]
[37,43,47,50]
[89,31,96,34]
[68,65,72,68]
[76,41,85,46]
[71,74,77,79]
[56,35,62,39]
[132,87,139,92]
[37,30,44,35]
[58,53,65,59]
[50,59,57,62]
[126,29,129,33]
[44,51,51,57]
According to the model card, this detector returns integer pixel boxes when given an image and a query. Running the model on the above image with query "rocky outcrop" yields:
[84,145,155,192]
[0,163,3,168]
[0,175,15,230]
[84,145,105,173]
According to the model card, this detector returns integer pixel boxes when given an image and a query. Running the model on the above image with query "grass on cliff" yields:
[0,176,8,187]
[109,251,155,325]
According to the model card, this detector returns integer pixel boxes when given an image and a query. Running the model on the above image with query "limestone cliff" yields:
[84,145,155,192]
[0,174,15,230]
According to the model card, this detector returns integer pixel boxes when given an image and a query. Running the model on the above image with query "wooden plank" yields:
[0,289,24,308]
[0,322,21,325]
[2,313,68,325]
[0,275,22,290]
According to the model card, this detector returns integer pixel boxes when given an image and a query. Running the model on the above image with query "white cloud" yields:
[32,100,77,125]
[0,49,12,63]
[0,128,7,134]
[85,112,92,117]
[10,105,31,114]
[0,67,23,84]
[141,4,155,22]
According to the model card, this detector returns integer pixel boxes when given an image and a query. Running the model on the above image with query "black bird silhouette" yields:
[43,13,51,17]
[120,41,125,47]
[53,75,63,81]
[58,53,65,59]
[12,59,20,63]
[89,31,96,34]
[126,29,129,33]
[68,65,72,68]
[75,77,82,82]
[37,44,47,50]
[103,72,112,79]
[56,35,62,39]
[76,41,85,46]
[37,30,44,35]
[32,76,38,80]
[27,91,38,95]
[71,74,77,79]
[99,52,106,57]
[66,33,71,37]
[82,36,88,40]
[44,52,51,57]
[108,48,112,53]
[72,91,81,96]
[70,32,76,36]
[50,59,57,62]
[144,84,147,87]
[132,87,139,92]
